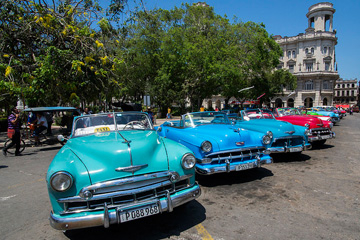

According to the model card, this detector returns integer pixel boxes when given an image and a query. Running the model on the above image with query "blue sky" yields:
[122,0,360,81]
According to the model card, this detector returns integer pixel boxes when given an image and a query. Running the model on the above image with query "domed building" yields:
[272,2,339,108]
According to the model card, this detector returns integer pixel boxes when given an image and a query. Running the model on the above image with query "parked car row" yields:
[46,108,340,231]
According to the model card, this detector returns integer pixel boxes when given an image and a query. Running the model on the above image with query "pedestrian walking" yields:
[3,107,22,156]
[45,112,53,135]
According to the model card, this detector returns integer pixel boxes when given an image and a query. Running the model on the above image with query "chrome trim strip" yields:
[49,184,201,230]
[79,171,176,195]
[59,173,193,203]
[103,202,109,228]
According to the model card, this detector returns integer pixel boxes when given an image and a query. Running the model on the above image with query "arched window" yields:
[292,51,296,58]
[207,100,213,110]
[304,98,313,108]
[287,98,294,107]
[323,98,328,106]
[287,51,291,58]
[305,48,309,54]
[311,48,314,54]
[275,98,283,108]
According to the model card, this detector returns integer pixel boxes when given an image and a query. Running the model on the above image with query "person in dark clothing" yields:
[146,107,154,124]
[3,107,22,156]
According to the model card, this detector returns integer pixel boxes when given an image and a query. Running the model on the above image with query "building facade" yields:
[272,2,339,108]
[333,78,358,106]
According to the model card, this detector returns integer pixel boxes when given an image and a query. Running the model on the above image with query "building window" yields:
[306,63,313,72]
[287,51,291,58]
[351,90,354,96]
[325,62,330,71]
[323,80,330,90]
[324,47,327,54]
[305,80,313,90]
[342,91,344,96]
[323,98,328,106]
[292,51,296,58]
[342,84,345,88]
[352,84,355,88]
[289,65,294,73]
[305,48,309,54]
[311,48,314,54]
[328,47,331,55]
[337,91,340,96]
[347,90,349,96]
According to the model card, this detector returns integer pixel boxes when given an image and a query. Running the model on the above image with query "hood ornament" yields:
[116,164,148,173]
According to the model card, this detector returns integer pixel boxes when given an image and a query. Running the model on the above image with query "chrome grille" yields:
[205,147,265,164]
[59,171,192,214]
[311,128,331,136]
[271,136,304,148]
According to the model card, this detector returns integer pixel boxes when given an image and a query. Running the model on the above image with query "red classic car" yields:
[272,108,335,146]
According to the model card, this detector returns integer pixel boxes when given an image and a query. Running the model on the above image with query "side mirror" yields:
[57,135,65,142]
[156,127,162,132]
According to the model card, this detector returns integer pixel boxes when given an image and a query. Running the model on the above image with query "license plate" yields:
[119,203,160,223]
[289,147,303,152]
[235,162,255,171]
[321,135,331,139]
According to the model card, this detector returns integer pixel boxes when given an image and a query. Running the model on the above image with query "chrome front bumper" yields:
[308,132,335,142]
[49,184,201,230]
[268,143,311,153]
[195,156,273,175]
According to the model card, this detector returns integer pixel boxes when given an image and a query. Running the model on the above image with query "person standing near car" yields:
[33,112,48,146]
[3,107,21,156]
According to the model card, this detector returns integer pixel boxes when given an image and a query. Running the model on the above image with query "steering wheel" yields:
[123,121,146,130]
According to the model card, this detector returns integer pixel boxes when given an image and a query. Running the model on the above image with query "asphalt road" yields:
[0,114,359,240]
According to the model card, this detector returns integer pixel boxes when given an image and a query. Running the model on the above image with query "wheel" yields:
[123,121,146,130]
[4,139,26,154]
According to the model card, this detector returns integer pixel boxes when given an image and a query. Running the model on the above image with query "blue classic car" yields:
[156,111,273,175]
[232,109,311,153]
[310,107,341,124]
[47,112,201,230]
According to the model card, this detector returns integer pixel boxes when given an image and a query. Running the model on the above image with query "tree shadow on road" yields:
[196,167,273,187]
[64,200,206,240]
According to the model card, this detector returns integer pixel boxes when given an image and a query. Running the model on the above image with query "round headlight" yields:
[262,135,271,145]
[266,131,273,138]
[50,171,73,192]
[305,129,311,135]
[181,153,196,170]
[201,141,212,152]
[305,123,310,128]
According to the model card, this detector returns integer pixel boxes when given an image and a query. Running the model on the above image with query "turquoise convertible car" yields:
[234,109,311,153]
[47,112,201,230]
[157,111,273,175]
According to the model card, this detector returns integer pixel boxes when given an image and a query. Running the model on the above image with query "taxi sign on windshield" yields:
[94,127,110,132]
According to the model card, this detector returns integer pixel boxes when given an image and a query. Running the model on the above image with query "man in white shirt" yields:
[34,112,48,146]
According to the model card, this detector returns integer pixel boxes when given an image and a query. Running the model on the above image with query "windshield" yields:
[72,112,153,137]
[182,112,230,127]
[242,109,275,120]
[277,108,301,116]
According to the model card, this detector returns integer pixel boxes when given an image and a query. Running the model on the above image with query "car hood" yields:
[183,124,263,151]
[66,131,168,184]
[275,115,323,128]
[237,119,296,137]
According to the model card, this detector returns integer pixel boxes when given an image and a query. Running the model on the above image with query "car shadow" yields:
[271,152,311,163]
[310,143,334,150]
[196,167,273,187]
[0,165,8,169]
[64,200,206,240]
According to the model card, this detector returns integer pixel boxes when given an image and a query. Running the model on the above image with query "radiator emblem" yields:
[115,164,148,173]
